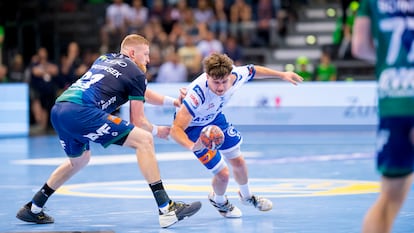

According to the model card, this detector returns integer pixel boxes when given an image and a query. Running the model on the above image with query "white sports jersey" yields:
[182,65,256,127]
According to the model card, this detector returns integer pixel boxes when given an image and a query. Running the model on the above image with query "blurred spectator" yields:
[181,7,204,44]
[255,0,276,47]
[8,53,27,83]
[331,0,359,59]
[58,41,84,93]
[148,0,166,21]
[177,33,203,81]
[193,0,215,25]
[146,44,163,82]
[126,0,149,34]
[0,24,4,65]
[229,0,255,46]
[30,47,59,134]
[210,0,229,42]
[0,64,8,82]
[156,48,187,83]
[99,0,130,53]
[223,36,243,66]
[295,56,313,81]
[276,0,299,37]
[337,0,359,59]
[315,51,337,81]
[78,49,99,74]
[142,17,169,49]
[197,28,224,59]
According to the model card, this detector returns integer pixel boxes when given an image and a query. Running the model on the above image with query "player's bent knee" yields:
[124,127,154,148]
[69,151,91,168]
[215,167,230,182]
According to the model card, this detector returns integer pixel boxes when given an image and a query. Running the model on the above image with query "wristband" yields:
[163,96,176,107]
[152,124,158,136]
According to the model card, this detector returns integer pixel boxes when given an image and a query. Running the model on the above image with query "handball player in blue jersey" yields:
[352,1,414,232]
[170,53,303,218]
[16,34,201,228]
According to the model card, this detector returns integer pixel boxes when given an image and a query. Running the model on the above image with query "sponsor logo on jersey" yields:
[193,85,205,104]
[378,67,414,97]
[189,94,199,108]
[100,96,117,110]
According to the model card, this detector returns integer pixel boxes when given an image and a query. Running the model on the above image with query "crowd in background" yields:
[0,0,351,135]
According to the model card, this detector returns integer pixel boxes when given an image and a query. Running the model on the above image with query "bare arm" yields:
[352,17,376,63]
[170,106,203,151]
[129,99,152,132]
[145,88,181,107]
[254,65,303,85]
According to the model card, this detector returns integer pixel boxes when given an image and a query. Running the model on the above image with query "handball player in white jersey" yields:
[170,53,303,217]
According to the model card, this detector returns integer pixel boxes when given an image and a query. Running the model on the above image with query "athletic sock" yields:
[214,193,227,204]
[149,180,171,214]
[239,183,252,199]
[31,183,55,214]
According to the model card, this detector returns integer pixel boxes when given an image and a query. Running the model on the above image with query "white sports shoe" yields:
[208,192,242,218]
[238,191,273,211]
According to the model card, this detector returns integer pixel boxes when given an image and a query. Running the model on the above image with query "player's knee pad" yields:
[194,148,227,175]
[220,145,241,160]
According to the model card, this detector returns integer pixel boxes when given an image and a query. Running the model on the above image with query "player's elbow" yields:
[169,124,180,139]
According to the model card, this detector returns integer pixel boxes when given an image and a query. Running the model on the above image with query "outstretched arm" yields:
[145,88,181,107]
[254,65,304,85]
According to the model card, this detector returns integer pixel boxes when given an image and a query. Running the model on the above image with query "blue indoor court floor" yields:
[1,127,413,233]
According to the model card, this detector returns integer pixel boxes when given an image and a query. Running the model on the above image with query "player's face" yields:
[207,74,231,96]
[130,44,150,73]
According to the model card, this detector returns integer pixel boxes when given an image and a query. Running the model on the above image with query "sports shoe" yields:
[238,192,273,211]
[159,201,202,228]
[208,192,242,218]
[16,202,54,224]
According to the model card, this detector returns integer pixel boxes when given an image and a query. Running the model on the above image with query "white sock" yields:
[31,203,42,214]
[239,183,252,199]
[214,193,227,204]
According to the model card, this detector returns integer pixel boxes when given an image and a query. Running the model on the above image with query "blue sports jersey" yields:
[182,65,256,127]
[56,53,147,113]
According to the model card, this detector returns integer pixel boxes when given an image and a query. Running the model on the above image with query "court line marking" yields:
[11,152,373,166]
[56,178,380,199]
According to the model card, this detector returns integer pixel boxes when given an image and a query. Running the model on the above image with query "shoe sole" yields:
[16,213,54,224]
[16,207,54,224]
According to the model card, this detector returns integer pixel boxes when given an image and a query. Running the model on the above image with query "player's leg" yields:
[220,125,273,211]
[123,127,201,228]
[192,148,242,218]
[361,117,414,233]
[362,174,413,233]
[17,102,92,224]
[186,121,242,218]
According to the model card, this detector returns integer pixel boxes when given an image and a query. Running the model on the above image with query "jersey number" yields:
[74,72,105,90]
[380,17,414,65]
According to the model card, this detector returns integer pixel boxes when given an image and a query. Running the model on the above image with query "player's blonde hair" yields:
[120,34,149,51]
[203,53,234,80]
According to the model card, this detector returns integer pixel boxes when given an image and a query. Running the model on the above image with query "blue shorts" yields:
[185,113,243,174]
[377,117,414,177]
[50,102,134,157]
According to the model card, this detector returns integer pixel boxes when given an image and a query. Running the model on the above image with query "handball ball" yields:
[199,125,224,150]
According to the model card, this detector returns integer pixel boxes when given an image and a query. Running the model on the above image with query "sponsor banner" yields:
[121,81,378,126]
[0,83,29,137]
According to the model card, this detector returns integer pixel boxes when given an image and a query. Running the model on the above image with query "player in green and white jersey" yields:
[352,1,414,233]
